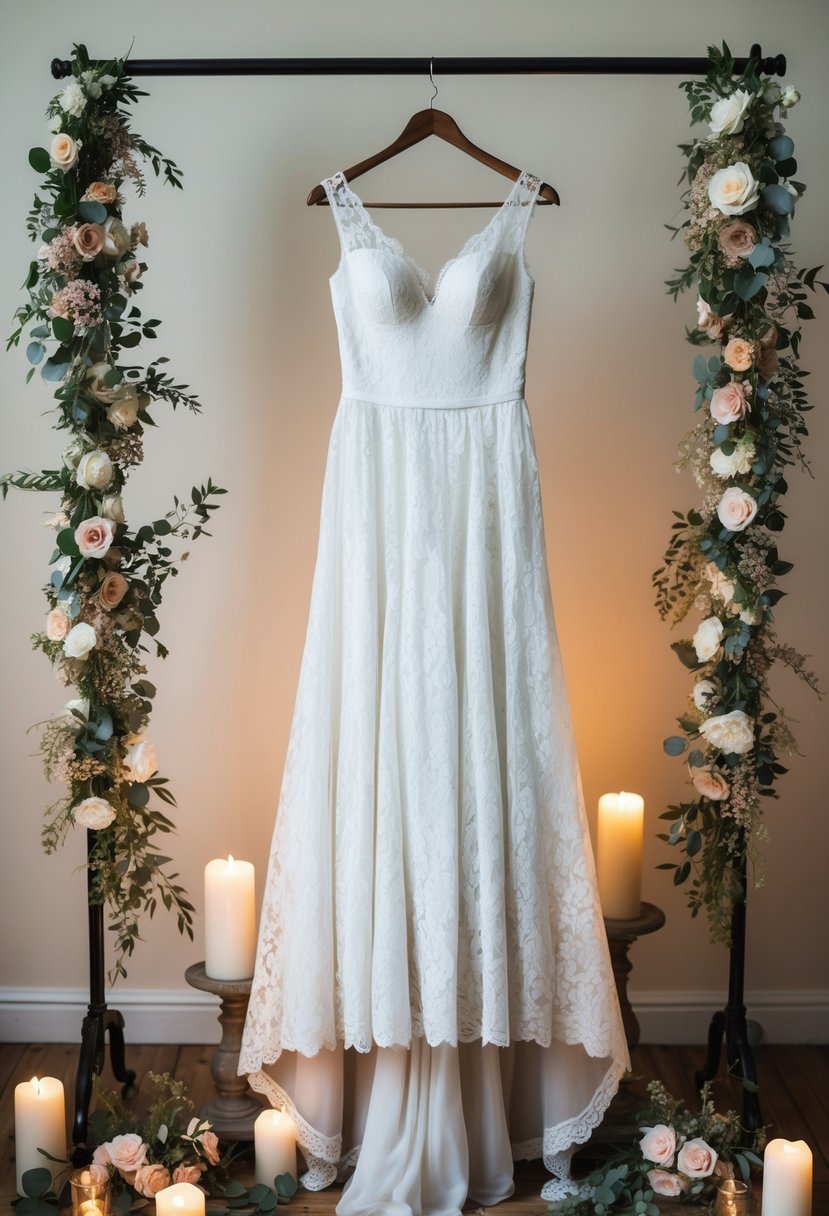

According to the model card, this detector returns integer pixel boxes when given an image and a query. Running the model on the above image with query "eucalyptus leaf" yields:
[747,242,775,269]
[41,358,71,383]
[21,1168,53,1199]
[78,200,108,224]
[663,735,688,757]
[761,183,795,216]
[26,342,45,365]
[127,782,150,809]
[52,316,74,344]
[768,133,794,161]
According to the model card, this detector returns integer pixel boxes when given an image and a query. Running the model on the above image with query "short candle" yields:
[155,1181,206,1216]
[14,1075,66,1195]
[204,854,257,980]
[596,791,645,920]
[761,1138,812,1216]
[255,1108,297,1188]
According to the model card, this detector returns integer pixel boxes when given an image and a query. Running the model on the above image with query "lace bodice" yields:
[321,169,542,407]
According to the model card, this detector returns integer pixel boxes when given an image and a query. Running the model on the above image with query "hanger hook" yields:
[429,57,438,109]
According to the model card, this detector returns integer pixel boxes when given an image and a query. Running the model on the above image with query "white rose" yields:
[101,493,126,524]
[705,562,735,605]
[781,85,801,108]
[708,162,761,216]
[692,767,730,800]
[693,616,724,662]
[693,679,717,712]
[710,437,756,479]
[63,622,97,660]
[60,79,87,116]
[62,438,85,470]
[100,216,130,260]
[74,796,116,830]
[81,71,102,100]
[48,114,63,134]
[124,737,159,784]
[107,385,141,429]
[709,89,753,136]
[59,697,90,724]
[717,486,758,533]
[639,1124,677,1168]
[700,709,755,755]
[76,450,114,491]
[49,133,80,172]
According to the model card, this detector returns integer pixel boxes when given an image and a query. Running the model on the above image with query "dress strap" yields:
[503,170,542,252]
[320,171,383,254]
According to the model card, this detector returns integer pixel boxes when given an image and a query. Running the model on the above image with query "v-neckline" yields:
[333,170,530,306]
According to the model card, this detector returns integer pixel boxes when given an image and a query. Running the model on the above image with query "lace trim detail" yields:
[246,1068,341,1191]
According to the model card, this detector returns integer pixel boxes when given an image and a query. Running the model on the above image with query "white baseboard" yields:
[0,986,826,1045]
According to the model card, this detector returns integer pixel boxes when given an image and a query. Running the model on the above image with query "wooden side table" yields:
[185,962,264,1140]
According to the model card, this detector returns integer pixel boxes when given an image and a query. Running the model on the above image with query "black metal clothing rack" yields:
[60,43,779,1156]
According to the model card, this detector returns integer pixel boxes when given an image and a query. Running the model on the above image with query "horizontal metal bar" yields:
[50,47,787,80]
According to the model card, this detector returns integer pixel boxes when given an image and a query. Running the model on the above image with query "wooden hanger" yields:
[306,106,560,209]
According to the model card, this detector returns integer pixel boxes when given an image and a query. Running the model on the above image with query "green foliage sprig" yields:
[3,43,225,981]
[654,43,825,944]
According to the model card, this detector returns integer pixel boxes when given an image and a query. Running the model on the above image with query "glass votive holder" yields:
[714,1178,751,1216]
[69,1167,111,1216]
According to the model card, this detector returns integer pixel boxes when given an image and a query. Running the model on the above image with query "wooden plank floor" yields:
[1,1043,827,1213]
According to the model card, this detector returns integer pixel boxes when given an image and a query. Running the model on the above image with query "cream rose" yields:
[75,516,115,559]
[100,216,130,260]
[639,1124,677,1168]
[723,337,755,371]
[46,607,71,641]
[106,1134,148,1175]
[63,622,97,660]
[73,223,106,261]
[693,679,717,712]
[85,363,119,404]
[647,1169,686,1197]
[700,709,755,755]
[710,381,750,424]
[710,436,756,479]
[101,493,126,524]
[199,1129,221,1166]
[83,181,117,204]
[173,1164,207,1184]
[74,796,117,830]
[124,737,159,783]
[719,220,756,260]
[706,562,735,605]
[49,133,80,172]
[693,616,724,662]
[76,449,114,491]
[709,89,753,136]
[134,1164,171,1198]
[100,571,128,610]
[677,1137,718,1179]
[692,767,730,800]
[708,162,761,216]
[717,487,758,533]
[107,385,141,429]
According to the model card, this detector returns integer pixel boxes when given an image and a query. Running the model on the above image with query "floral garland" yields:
[654,43,825,945]
[548,1080,764,1213]
[3,44,224,981]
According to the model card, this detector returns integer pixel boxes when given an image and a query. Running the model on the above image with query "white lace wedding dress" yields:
[239,168,629,1212]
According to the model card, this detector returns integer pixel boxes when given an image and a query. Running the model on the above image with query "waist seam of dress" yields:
[339,386,526,409]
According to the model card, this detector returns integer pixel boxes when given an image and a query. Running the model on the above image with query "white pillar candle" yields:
[596,791,645,920]
[761,1138,812,1216]
[255,1108,297,1187]
[204,855,257,980]
[155,1181,206,1216]
[14,1076,66,1195]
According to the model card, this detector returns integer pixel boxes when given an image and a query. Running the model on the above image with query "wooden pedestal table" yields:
[185,962,264,1140]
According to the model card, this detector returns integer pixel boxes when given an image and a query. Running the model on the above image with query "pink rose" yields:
[75,516,115,559]
[73,224,106,261]
[91,1144,111,1168]
[87,1163,110,1186]
[647,1169,687,1197]
[719,220,756,260]
[99,571,128,610]
[134,1163,171,1197]
[639,1124,676,1168]
[710,381,750,424]
[46,607,71,641]
[717,487,758,533]
[199,1129,221,1166]
[173,1163,207,1184]
[677,1137,718,1178]
[104,1132,148,1174]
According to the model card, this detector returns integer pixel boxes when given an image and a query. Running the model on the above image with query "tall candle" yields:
[761,1138,812,1216]
[204,855,256,980]
[255,1109,297,1187]
[596,791,645,920]
[14,1076,66,1195]
[155,1182,206,1216]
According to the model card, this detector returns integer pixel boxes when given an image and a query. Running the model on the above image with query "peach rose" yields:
[103,1133,147,1175]
[757,344,780,380]
[75,516,115,559]
[134,1163,171,1198]
[719,220,756,260]
[692,767,730,800]
[99,571,128,610]
[46,607,71,641]
[639,1124,676,1168]
[710,381,750,424]
[647,1169,687,1197]
[83,181,117,204]
[723,337,755,372]
[173,1163,207,1184]
[49,133,79,172]
[717,487,758,533]
[199,1130,221,1166]
[73,224,106,261]
[677,1137,718,1178]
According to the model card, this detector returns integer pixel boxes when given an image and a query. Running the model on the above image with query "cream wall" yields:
[1,0,827,1038]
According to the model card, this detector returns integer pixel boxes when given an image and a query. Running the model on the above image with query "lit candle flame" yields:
[227,854,235,867]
